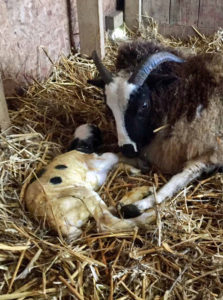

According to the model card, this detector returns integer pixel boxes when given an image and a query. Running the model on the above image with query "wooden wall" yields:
[0,0,116,96]
[142,0,223,37]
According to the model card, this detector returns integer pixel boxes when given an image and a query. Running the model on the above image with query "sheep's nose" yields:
[120,144,138,158]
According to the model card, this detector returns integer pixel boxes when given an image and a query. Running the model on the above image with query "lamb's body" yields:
[24,124,156,237]
[91,41,223,218]
[25,150,119,237]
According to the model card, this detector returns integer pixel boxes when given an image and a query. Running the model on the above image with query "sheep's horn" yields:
[91,51,113,84]
[128,51,185,86]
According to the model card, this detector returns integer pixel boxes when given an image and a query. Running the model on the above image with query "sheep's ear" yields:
[147,74,178,90]
[87,79,105,89]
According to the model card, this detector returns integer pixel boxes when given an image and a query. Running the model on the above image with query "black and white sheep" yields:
[24,124,155,238]
[90,41,223,218]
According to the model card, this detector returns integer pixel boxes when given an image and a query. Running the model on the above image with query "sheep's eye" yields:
[142,102,148,109]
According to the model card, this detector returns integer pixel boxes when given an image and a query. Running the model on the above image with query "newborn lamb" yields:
[24,124,155,238]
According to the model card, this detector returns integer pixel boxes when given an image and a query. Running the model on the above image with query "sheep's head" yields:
[89,51,184,158]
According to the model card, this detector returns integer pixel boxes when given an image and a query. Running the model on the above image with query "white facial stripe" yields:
[196,104,203,119]
[105,77,138,150]
[74,124,92,140]
[111,106,137,150]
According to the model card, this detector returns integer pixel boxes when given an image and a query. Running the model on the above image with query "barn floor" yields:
[1,24,223,299]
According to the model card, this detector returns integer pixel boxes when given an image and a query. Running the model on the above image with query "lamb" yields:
[24,124,156,238]
[90,40,223,218]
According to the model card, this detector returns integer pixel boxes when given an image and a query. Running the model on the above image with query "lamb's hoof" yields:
[120,144,138,158]
[120,204,142,219]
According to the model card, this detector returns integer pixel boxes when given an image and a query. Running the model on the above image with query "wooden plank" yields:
[76,0,105,58]
[105,10,123,31]
[103,0,116,15]
[143,0,170,24]
[216,0,223,28]
[0,74,10,131]
[169,0,181,24]
[184,0,200,26]
[170,0,199,26]
[198,0,217,29]
[159,23,217,38]
[125,0,142,30]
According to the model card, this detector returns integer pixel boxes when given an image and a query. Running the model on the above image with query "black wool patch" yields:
[55,164,67,170]
[50,176,62,184]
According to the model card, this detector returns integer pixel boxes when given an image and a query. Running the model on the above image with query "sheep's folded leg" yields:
[119,158,217,218]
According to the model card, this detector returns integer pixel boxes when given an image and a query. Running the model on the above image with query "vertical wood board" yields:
[169,0,181,24]
[125,0,142,30]
[170,0,199,26]
[143,0,170,24]
[77,0,105,58]
[198,0,217,28]
[0,73,10,131]
[216,0,223,28]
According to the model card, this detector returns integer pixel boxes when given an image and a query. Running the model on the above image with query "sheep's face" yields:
[89,76,152,158]
[124,84,153,150]
[104,76,139,157]
[105,78,154,157]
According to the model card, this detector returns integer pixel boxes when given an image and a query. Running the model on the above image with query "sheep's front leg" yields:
[117,153,150,173]
[119,160,216,218]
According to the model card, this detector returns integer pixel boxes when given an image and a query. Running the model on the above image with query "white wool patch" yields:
[105,76,137,150]
[86,152,119,186]
[74,124,92,140]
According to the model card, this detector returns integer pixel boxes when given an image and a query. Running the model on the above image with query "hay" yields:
[1,22,223,299]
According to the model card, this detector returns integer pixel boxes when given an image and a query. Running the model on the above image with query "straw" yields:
[1,20,223,299]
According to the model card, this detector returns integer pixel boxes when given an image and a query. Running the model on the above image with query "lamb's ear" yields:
[87,79,105,89]
[147,73,178,90]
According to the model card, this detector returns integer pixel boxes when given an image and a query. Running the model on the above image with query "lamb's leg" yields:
[73,187,141,232]
[119,160,216,218]
[96,208,156,232]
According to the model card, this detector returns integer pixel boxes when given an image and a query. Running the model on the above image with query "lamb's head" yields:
[68,124,102,153]
[89,51,184,158]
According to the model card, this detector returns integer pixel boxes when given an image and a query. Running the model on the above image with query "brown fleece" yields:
[116,42,223,127]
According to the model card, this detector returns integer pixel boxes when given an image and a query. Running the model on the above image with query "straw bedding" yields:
[1,22,223,299]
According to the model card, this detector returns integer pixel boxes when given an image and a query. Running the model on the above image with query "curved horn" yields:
[91,51,113,84]
[128,51,185,86]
